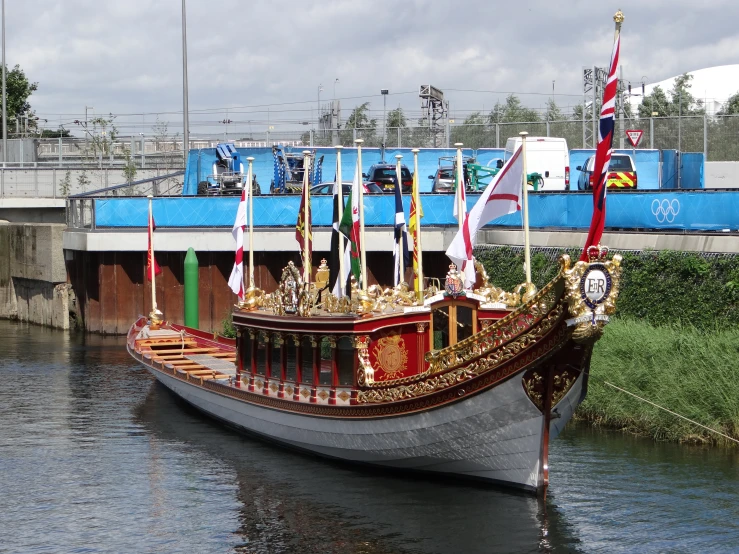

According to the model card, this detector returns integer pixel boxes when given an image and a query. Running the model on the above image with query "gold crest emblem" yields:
[372,335,409,380]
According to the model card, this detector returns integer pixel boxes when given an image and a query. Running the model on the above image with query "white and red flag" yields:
[146,212,162,281]
[228,187,247,300]
[580,29,620,261]
[446,146,524,288]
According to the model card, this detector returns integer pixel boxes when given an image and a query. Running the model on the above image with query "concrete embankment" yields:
[0,222,73,330]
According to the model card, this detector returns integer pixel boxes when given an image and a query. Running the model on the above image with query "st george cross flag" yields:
[329,182,351,297]
[227,187,247,300]
[146,213,162,281]
[339,165,362,287]
[446,146,524,288]
[393,175,410,286]
[580,28,620,261]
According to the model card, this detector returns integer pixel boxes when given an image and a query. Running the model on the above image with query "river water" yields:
[0,320,737,553]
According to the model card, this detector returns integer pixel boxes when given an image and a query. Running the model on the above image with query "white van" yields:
[504,136,570,191]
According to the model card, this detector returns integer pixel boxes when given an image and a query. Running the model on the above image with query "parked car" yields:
[363,164,413,193]
[576,154,637,190]
[310,181,383,195]
[429,167,455,193]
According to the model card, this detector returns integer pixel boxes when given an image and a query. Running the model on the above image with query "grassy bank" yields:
[580,318,739,446]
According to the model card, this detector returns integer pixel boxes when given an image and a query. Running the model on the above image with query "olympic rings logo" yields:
[651,198,680,223]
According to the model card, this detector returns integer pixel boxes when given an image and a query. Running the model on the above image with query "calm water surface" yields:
[0,321,737,553]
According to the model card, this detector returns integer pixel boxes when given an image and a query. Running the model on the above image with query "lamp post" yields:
[181,0,190,165]
[2,0,6,165]
[381,89,388,162]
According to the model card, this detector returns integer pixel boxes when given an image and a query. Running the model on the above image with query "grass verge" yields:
[578,318,739,446]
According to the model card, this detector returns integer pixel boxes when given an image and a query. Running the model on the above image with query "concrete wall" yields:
[705,161,739,188]
[0,222,71,329]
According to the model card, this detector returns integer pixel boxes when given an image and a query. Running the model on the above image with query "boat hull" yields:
[143,359,585,492]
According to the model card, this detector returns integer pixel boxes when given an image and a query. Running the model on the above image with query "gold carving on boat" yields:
[562,247,622,344]
[300,387,311,399]
[269,383,279,393]
[317,389,330,401]
[284,385,294,397]
[552,371,577,407]
[523,371,543,410]
[372,335,409,380]
[337,390,351,402]
[357,298,564,404]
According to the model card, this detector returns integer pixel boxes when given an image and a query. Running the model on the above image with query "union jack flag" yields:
[580,30,620,261]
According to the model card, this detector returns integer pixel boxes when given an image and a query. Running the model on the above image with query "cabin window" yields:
[256,331,267,375]
[433,306,450,349]
[319,337,332,385]
[431,302,477,350]
[301,336,313,384]
[285,335,297,382]
[337,336,354,386]
[457,306,474,342]
[270,334,283,378]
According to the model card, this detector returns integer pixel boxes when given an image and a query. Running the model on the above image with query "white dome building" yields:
[629,64,739,115]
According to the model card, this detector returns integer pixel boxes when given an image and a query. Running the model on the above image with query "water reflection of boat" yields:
[133,384,585,554]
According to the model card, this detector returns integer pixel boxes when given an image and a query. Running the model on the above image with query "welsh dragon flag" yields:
[338,164,362,287]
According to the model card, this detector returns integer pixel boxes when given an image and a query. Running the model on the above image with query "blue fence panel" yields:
[661,150,678,189]
[94,190,739,231]
[681,153,705,189]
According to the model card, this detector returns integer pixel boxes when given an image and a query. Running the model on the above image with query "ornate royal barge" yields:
[128,248,621,495]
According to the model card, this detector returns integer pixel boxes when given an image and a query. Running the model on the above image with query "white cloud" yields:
[6,0,739,136]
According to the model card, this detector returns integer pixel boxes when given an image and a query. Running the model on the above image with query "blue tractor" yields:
[197,143,260,196]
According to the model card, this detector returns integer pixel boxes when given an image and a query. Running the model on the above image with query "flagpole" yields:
[246,157,255,287]
[301,150,312,284]
[395,153,404,284]
[455,142,464,232]
[412,148,423,298]
[147,194,162,328]
[355,138,366,289]
[520,132,532,285]
[335,145,345,291]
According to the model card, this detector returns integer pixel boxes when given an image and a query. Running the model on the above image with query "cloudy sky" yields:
[8,0,739,137]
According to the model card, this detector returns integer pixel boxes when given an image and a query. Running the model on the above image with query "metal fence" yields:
[0,167,182,198]
[14,115,739,167]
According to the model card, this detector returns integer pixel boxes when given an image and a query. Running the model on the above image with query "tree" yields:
[718,92,739,116]
[341,102,378,145]
[345,102,376,130]
[0,64,38,134]
[40,127,71,138]
[638,74,704,118]
[544,99,564,122]
[488,94,541,124]
[386,107,407,129]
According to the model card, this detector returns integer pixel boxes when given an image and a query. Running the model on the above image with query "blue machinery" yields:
[270,146,324,194]
[197,143,253,196]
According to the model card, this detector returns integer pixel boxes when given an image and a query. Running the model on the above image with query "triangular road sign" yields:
[626,129,643,147]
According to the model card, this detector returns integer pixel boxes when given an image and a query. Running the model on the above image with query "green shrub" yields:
[475,245,739,329]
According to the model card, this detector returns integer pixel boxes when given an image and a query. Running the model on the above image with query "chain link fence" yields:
[18,115,739,164]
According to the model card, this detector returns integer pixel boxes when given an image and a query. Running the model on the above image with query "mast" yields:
[520,132,532,285]
[455,142,464,232]
[412,148,423,297]
[301,150,312,284]
[147,194,162,328]
[335,145,345,289]
[395,153,404,283]
[246,156,255,287]
[355,139,366,289]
